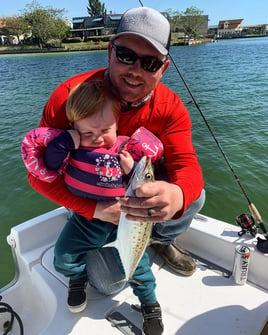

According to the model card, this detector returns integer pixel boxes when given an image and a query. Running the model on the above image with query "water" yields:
[0,38,267,287]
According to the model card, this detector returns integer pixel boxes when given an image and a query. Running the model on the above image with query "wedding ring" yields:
[148,208,152,217]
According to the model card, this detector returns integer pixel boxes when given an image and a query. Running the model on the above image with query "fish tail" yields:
[111,278,127,287]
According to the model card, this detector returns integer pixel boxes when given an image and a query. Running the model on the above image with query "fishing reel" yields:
[236,213,268,253]
[236,213,257,237]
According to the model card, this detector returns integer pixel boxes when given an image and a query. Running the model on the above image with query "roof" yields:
[73,18,85,24]
[218,19,243,29]
[243,24,267,28]
[109,15,122,20]
[71,27,104,32]
[92,17,103,22]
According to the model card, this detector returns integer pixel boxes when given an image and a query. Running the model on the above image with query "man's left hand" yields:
[119,181,184,222]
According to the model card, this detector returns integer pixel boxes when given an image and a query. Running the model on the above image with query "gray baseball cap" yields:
[111,7,171,55]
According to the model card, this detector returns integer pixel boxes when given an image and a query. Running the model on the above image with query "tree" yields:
[166,9,181,32]
[180,6,205,40]
[1,16,29,44]
[21,1,69,48]
[87,0,106,16]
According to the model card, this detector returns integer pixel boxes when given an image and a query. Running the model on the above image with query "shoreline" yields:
[0,46,108,55]
[0,35,266,55]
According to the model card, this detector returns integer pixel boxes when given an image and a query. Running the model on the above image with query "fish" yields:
[106,156,155,283]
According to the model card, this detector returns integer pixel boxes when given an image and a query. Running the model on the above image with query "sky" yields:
[1,0,268,26]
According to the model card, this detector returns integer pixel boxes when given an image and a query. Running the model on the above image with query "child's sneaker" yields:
[67,277,88,313]
[141,302,164,335]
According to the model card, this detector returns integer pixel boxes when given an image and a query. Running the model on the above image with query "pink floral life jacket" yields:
[21,127,66,182]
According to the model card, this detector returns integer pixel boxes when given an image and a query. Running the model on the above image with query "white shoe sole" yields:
[68,300,87,313]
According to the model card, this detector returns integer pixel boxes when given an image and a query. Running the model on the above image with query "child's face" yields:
[73,101,118,148]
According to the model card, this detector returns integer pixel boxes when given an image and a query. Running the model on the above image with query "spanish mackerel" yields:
[108,156,154,282]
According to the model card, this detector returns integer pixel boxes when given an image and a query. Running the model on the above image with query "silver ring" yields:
[148,208,152,217]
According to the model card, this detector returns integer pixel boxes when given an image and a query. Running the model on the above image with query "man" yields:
[28,7,205,334]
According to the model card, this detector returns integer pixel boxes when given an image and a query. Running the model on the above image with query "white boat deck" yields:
[1,208,268,335]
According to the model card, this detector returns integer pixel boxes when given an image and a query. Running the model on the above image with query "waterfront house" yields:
[0,19,19,45]
[242,24,268,36]
[217,19,243,38]
[72,13,122,40]
[71,11,200,40]
[196,15,209,36]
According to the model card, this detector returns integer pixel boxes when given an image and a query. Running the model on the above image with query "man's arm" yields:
[154,86,204,215]
[27,70,106,221]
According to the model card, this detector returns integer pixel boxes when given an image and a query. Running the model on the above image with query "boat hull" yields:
[0,208,267,335]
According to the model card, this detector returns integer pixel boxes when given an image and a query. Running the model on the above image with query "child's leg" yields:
[128,252,157,305]
[54,213,115,280]
[128,253,164,334]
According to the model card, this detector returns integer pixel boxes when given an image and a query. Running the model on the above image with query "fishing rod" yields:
[168,52,268,239]
[138,1,267,251]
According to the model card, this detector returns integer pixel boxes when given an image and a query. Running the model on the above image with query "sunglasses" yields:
[111,43,166,73]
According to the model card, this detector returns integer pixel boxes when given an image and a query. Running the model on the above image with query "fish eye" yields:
[145,172,153,181]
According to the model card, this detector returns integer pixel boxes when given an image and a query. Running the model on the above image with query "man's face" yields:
[108,35,170,103]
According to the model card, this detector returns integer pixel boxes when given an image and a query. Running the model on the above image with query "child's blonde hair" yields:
[66,81,121,123]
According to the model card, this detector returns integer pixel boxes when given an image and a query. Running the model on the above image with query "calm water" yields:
[0,37,267,287]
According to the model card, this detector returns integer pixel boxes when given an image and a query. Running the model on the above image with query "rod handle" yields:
[249,203,262,222]
[249,203,268,235]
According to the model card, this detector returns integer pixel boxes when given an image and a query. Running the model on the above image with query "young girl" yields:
[22,81,163,199]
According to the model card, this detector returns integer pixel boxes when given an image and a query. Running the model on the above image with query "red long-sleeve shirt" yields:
[28,67,204,220]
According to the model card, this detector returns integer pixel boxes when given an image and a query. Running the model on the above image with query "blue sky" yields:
[1,0,268,26]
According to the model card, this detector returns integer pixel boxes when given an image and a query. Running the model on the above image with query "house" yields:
[0,19,18,45]
[198,15,209,36]
[0,18,31,45]
[217,19,243,38]
[71,11,173,40]
[63,18,73,29]
[242,24,268,36]
[72,13,122,40]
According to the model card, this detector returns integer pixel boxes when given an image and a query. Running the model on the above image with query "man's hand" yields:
[119,181,184,222]
[94,199,121,225]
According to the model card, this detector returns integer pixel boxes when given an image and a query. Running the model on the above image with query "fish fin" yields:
[111,278,145,287]
[128,278,145,286]
[102,240,117,249]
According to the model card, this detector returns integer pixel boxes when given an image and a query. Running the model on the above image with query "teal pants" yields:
[54,213,156,305]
